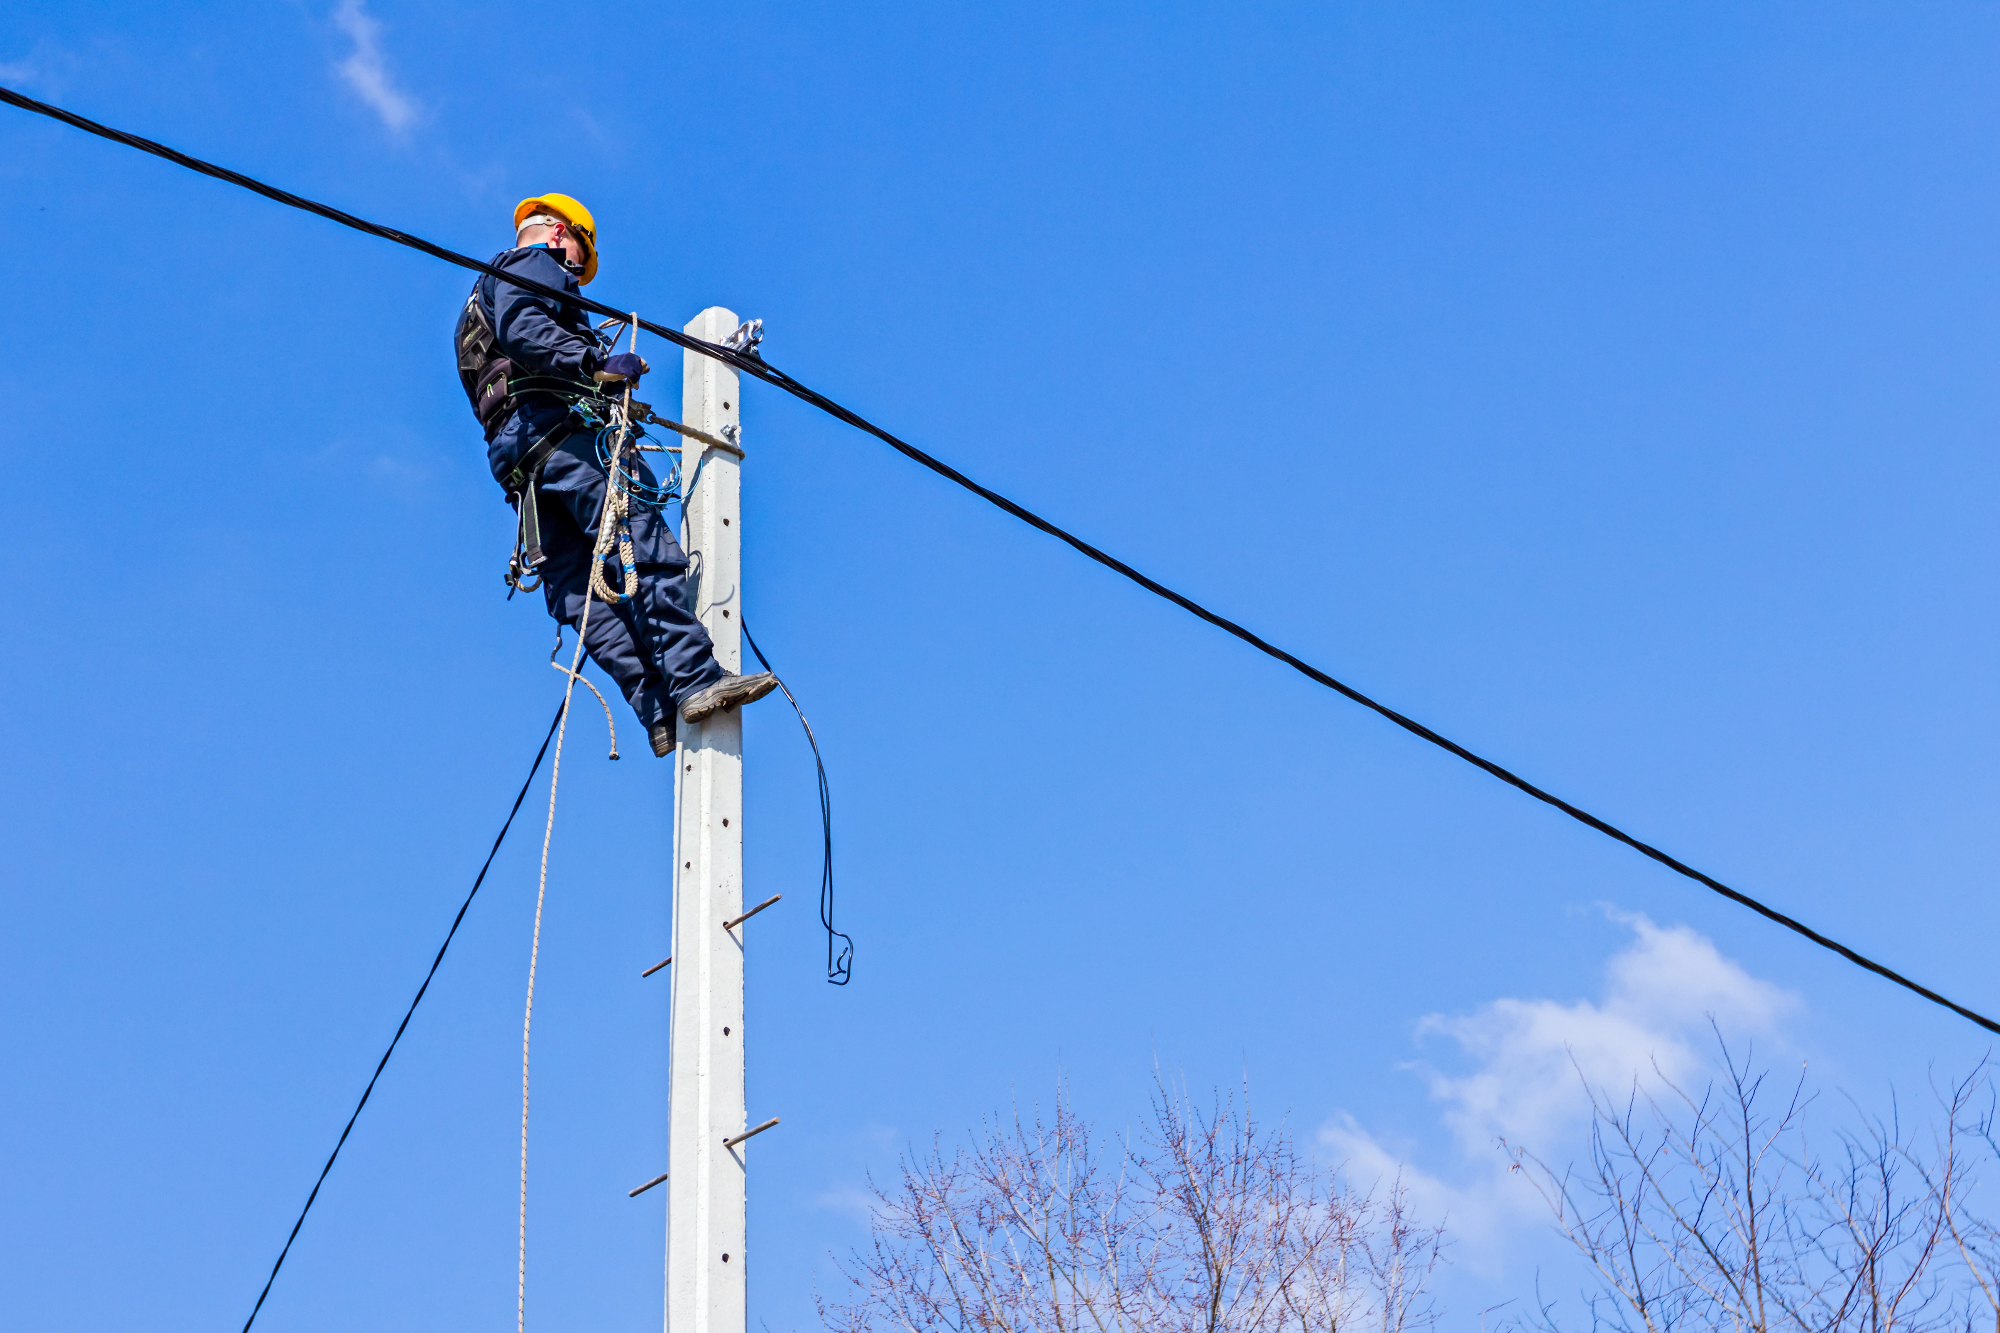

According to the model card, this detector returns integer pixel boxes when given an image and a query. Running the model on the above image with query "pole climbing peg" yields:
[722,1118,779,1150]
[722,894,781,932]
[628,1170,670,1198]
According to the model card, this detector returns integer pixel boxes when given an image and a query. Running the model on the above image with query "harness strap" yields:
[504,417,578,593]
[506,373,601,401]
[517,488,545,579]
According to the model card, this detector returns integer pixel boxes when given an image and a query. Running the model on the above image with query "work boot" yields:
[680,672,779,724]
[649,719,677,757]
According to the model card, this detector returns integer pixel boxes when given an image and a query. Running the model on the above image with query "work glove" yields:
[594,352,649,388]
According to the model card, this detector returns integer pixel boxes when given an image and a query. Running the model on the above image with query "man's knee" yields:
[625,506,688,569]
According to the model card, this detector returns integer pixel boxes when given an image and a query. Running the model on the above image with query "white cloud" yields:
[331,0,417,132]
[812,1183,879,1226]
[1418,910,1796,1155]
[1320,910,1799,1262]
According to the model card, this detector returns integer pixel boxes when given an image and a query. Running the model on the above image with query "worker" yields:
[455,193,775,756]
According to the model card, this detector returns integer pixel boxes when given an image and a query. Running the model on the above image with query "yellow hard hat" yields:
[514,193,598,284]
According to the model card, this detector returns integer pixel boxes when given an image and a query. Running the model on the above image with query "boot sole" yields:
[681,673,780,724]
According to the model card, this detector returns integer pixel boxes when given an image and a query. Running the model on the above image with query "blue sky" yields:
[4,3,1999,1330]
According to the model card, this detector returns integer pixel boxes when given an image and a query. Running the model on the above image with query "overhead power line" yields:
[4,83,1993,1037]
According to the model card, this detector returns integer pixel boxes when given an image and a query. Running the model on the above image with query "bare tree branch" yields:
[1508,1034,1997,1333]
[824,1076,1445,1333]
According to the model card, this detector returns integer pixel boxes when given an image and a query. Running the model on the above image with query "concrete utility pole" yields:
[667,306,749,1333]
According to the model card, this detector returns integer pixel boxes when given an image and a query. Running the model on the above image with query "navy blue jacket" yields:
[479,245,604,474]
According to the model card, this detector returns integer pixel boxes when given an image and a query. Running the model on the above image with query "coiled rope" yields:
[588,426,639,606]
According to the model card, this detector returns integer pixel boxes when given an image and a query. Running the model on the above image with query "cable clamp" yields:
[722,318,763,355]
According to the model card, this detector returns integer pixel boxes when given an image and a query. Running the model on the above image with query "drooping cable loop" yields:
[742,620,850,985]
[593,421,682,505]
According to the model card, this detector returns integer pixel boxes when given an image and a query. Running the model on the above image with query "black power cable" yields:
[5,82,1994,1039]
[240,700,568,1333]
[743,619,852,984]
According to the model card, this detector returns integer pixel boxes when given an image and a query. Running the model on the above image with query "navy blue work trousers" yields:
[495,418,724,731]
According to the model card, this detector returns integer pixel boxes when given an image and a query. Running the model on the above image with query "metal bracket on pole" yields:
[640,408,738,455]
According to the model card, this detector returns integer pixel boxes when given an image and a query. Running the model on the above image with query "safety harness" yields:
[456,283,609,594]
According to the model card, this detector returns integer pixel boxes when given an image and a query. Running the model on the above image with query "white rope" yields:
[589,315,643,606]
[519,589,590,1333]
[518,365,639,1333]
[588,418,639,605]
[548,635,621,761]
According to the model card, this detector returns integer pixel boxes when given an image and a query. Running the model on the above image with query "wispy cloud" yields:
[331,0,416,132]
[1320,910,1799,1263]
[0,39,77,93]
[1416,910,1796,1156]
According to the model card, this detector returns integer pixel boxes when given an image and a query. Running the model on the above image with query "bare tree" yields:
[1943,1078,2000,1333]
[1507,1036,1997,1333]
[820,1079,1445,1333]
